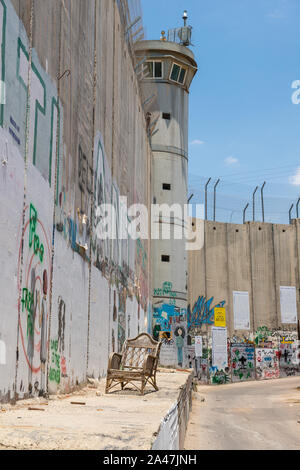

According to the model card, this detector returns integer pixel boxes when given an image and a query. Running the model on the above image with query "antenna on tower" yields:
[168,10,193,46]
[183,10,188,26]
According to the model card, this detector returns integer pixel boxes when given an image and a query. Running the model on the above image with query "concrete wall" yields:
[188,220,300,383]
[0,0,151,402]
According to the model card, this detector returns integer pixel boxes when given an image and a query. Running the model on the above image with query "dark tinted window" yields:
[154,61,162,78]
[178,68,186,84]
[170,64,180,82]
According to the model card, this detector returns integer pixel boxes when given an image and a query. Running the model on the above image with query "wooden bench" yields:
[105,333,162,395]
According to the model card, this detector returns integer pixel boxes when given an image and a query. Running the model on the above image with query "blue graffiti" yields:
[187,296,226,328]
[153,304,186,332]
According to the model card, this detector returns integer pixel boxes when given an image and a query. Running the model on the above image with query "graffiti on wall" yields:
[153,303,186,340]
[256,348,280,380]
[17,202,51,394]
[153,281,177,305]
[187,296,226,331]
[231,343,255,382]
[49,339,61,385]
[0,0,150,402]
[254,326,272,347]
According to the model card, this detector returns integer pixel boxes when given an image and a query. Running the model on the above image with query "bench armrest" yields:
[143,354,157,374]
[108,352,123,370]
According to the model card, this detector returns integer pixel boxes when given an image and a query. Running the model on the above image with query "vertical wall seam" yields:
[225,224,231,336]
[86,0,98,377]
[14,0,34,403]
[271,224,279,328]
[294,220,300,336]
[46,0,63,396]
[248,222,255,333]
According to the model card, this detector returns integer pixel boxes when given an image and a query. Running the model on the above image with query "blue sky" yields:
[141,0,300,223]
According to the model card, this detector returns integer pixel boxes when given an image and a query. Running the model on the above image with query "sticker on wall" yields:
[214,307,226,327]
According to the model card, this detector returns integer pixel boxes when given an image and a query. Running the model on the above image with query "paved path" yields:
[185,377,300,450]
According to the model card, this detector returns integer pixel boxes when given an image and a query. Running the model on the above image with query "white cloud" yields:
[225,156,239,166]
[290,167,300,186]
[266,0,289,20]
[190,139,205,146]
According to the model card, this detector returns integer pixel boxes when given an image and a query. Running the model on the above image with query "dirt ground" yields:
[0,370,190,450]
[185,376,300,450]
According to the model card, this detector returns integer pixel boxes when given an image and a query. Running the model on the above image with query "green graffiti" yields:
[17,37,46,166]
[49,339,60,384]
[153,281,177,305]
[254,326,271,345]
[212,370,230,384]
[21,288,34,337]
[29,204,37,248]
[29,203,44,262]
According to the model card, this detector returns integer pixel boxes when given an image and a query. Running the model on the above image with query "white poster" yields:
[280,286,298,324]
[195,336,203,357]
[233,291,250,330]
[212,327,228,370]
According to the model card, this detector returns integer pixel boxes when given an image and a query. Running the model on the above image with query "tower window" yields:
[162,113,171,120]
[144,60,163,79]
[170,63,187,85]
[162,183,171,190]
[161,255,170,263]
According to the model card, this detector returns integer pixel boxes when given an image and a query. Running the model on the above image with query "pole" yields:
[289,203,294,225]
[205,178,211,221]
[261,181,266,222]
[252,186,259,222]
[296,197,300,219]
[213,179,220,222]
[243,203,249,224]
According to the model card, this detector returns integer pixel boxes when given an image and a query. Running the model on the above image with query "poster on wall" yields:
[195,336,203,357]
[280,286,298,324]
[214,307,226,327]
[212,327,228,370]
[233,291,250,330]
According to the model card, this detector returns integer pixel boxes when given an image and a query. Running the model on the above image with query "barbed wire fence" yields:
[189,173,300,225]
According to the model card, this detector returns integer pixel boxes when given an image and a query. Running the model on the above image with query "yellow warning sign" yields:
[214,307,226,327]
